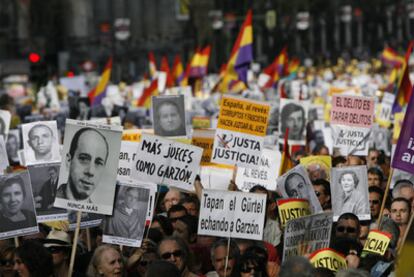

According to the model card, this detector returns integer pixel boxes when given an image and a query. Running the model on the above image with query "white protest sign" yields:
[376,92,395,128]
[131,134,202,191]
[59,75,87,96]
[212,95,270,169]
[198,189,266,240]
[200,166,234,191]
[117,141,140,183]
[283,212,333,261]
[330,94,375,156]
[236,148,281,192]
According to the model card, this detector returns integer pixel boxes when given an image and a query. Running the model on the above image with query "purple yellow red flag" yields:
[172,55,185,86]
[137,79,158,108]
[381,47,405,68]
[189,45,211,78]
[262,47,288,89]
[161,56,174,88]
[392,41,414,113]
[88,57,112,107]
[148,52,157,79]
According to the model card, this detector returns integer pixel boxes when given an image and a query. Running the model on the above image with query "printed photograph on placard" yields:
[279,99,309,145]
[103,183,150,247]
[0,136,9,175]
[152,95,187,137]
[331,165,370,221]
[6,129,21,164]
[0,109,11,140]
[0,171,39,239]
[21,121,61,165]
[28,163,67,222]
[54,119,123,215]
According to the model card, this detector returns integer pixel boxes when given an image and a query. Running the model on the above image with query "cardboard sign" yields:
[117,141,140,183]
[191,129,216,166]
[192,116,211,129]
[331,95,375,128]
[392,91,414,174]
[331,125,371,156]
[277,199,311,227]
[236,148,281,192]
[309,248,347,272]
[211,95,270,169]
[363,230,392,256]
[283,212,333,261]
[198,189,267,240]
[131,134,202,191]
[200,166,234,190]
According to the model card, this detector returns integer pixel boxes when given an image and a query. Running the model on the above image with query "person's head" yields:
[307,163,328,181]
[369,186,383,219]
[281,103,305,139]
[145,260,181,277]
[392,180,414,210]
[27,124,54,157]
[367,148,380,167]
[150,215,173,238]
[157,236,189,272]
[66,128,109,200]
[157,101,182,133]
[0,246,15,277]
[285,172,309,199]
[13,240,53,277]
[87,245,123,277]
[279,256,314,277]
[43,230,72,267]
[180,195,200,216]
[238,248,268,277]
[339,171,359,194]
[48,166,58,181]
[167,204,188,229]
[128,241,158,276]
[312,144,329,156]
[0,175,26,217]
[172,215,198,243]
[124,187,140,210]
[347,155,366,166]
[163,189,182,212]
[6,133,18,157]
[335,213,361,240]
[312,179,331,210]
[210,239,240,277]
[390,197,411,226]
[367,167,383,188]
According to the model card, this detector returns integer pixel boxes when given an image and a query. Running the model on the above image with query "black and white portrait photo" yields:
[22,121,61,165]
[152,95,187,137]
[0,109,11,140]
[54,119,123,215]
[28,163,67,222]
[331,165,370,221]
[277,164,322,213]
[6,129,20,164]
[279,99,309,144]
[0,172,38,238]
[0,136,9,175]
[103,184,150,247]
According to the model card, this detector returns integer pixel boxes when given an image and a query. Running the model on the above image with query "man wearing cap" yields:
[43,230,72,277]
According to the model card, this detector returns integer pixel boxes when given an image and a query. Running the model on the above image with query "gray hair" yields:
[157,236,189,265]
[279,256,314,277]
[87,245,123,277]
[210,239,239,264]
[392,180,414,199]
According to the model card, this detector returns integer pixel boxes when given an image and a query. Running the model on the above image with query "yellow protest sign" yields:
[300,155,331,181]
[277,198,311,227]
[217,95,270,137]
[363,230,391,256]
[309,248,347,272]
[192,116,211,129]
[122,129,142,142]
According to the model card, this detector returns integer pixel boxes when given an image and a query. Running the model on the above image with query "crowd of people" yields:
[0,52,412,277]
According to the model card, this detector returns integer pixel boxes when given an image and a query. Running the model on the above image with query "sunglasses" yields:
[370,200,380,205]
[47,247,66,254]
[336,226,356,233]
[0,259,14,266]
[139,260,152,267]
[161,250,182,260]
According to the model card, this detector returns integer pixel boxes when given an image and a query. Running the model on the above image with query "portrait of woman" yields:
[0,173,37,233]
[336,170,369,217]
[153,96,186,137]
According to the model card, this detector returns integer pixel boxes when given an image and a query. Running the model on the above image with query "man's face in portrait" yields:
[158,103,181,132]
[285,174,309,199]
[28,125,53,156]
[48,167,58,181]
[286,109,304,139]
[67,131,107,200]
[6,135,18,157]
[125,188,139,210]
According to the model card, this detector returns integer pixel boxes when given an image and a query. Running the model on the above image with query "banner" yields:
[211,95,270,169]
[131,134,202,191]
[277,198,311,227]
[236,148,281,192]
[362,230,391,256]
[392,89,414,175]
[283,212,333,261]
[117,141,140,183]
[331,95,375,156]
[309,248,347,272]
[198,189,266,240]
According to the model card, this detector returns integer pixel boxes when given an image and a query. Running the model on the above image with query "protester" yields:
[42,230,72,277]
[392,180,414,210]
[368,186,384,222]
[87,245,124,277]
[207,239,240,277]
[163,189,183,213]
[0,245,16,277]
[145,260,181,277]
[390,197,411,248]
[13,240,53,277]
[367,167,384,188]
[334,213,361,241]
[278,256,314,277]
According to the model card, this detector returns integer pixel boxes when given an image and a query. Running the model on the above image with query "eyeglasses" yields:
[336,226,356,233]
[0,259,14,266]
[160,250,182,260]
[370,200,380,205]
[139,260,152,267]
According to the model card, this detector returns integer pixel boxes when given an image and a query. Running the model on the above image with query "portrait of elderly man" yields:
[104,186,149,239]
[153,96,186,137]
[56,127,109,203]
[24,122,60,164]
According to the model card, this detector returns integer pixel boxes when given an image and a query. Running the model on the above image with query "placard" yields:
[198,189,266,240]
[117,141,140,183]
[362,230,392,256]
[277,198,311,227]
[309,248,347,272]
